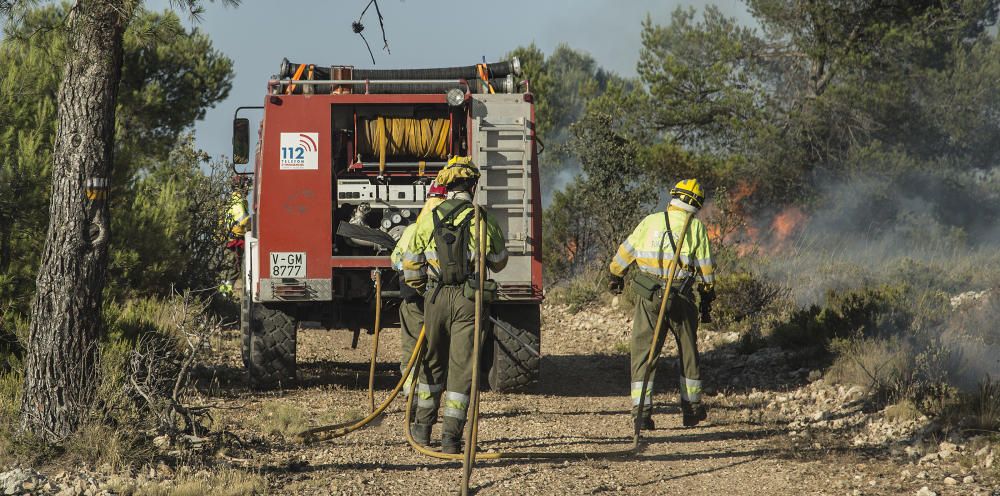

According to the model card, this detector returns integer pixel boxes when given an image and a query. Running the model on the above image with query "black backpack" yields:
[431,199,477,286]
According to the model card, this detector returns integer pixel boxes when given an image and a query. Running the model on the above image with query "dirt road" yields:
[206,303,997,495]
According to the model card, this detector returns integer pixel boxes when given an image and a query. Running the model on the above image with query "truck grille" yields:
[498,283,538,300]
[271,280,309,299]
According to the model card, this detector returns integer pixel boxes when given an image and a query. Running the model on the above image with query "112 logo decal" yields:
[279,132,319,170]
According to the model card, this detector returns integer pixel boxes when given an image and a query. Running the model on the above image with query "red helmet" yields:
[428,182,447,198]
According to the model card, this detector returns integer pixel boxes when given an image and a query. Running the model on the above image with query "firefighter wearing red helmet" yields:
[608,178,716,429]
[401,157,509,453]
[389,181,448,415]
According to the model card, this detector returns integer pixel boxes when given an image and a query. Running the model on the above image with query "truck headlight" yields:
[447,88,465,107]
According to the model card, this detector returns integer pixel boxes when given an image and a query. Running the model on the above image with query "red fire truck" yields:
[232,58,542,390]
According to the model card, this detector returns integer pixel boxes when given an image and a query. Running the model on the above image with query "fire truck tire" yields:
[488,303,541,392]
[247,303,298,388]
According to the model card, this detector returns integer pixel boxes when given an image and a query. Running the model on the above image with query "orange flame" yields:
[771,207,807,244]
[565,238,578,262]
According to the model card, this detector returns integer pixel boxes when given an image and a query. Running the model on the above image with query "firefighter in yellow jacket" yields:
[389,182,446,415]
[608,179,716,429]
[401,157,508,453]
[220,175,251,297]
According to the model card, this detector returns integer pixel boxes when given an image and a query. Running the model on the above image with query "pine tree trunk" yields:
[19,0,129,441]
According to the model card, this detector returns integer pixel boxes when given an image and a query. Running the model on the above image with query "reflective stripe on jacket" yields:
[609,207,715,288]
[401,201,508,292]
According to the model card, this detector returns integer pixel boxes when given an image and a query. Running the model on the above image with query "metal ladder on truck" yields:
[473,115,532,255]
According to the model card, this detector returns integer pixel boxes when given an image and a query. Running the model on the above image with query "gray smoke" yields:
[753,164,1000,390]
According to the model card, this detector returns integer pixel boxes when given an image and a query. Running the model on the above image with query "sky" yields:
[137,0,754,160]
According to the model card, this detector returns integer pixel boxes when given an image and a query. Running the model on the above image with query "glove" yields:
[699,287,716,323]
[608,274,624,295]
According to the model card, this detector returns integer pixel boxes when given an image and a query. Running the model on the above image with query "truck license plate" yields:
[269,252,306,278]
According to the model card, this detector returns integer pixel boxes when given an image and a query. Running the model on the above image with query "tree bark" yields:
[19,0,129,442]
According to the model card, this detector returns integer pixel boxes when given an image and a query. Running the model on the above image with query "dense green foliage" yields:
[532,1,1000,283]
[0,5,234,370]
[0,5,234,315]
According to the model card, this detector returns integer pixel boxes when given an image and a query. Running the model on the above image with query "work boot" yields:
[441,418,466,454]
[633,415,655,431]
[441,433,464,454]
[410,423,432,446]
[682,401,707,427]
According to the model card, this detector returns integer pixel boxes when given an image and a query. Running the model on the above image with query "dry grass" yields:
[61,423,152,472]
[952,377,1000,432]
[884,400,923,422]
[258,401,310,439]
[108,468,267,496]
[827,336,914,401]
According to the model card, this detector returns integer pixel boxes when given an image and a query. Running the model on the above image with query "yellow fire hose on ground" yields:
[367,272,382,412]
[299,207,695,495]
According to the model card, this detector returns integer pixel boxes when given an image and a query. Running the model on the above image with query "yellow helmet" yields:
[436,156,480,188]
[670,179,705,209]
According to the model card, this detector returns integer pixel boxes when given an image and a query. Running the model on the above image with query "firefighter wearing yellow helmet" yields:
[401,156,509,453]
[608,179,716,429]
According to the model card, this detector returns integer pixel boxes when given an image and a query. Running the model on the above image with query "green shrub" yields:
[546,270,605,312]
[770,284,916,350]
[713,271,788,325]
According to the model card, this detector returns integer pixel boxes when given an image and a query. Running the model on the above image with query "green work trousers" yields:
[225,246,244,296]
[398,298,423,398]
[629,286,701,418]
[414,284,480,438]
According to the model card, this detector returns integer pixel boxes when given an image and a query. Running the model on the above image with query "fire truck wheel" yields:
[247,303,298,388]
[488,303,541,392]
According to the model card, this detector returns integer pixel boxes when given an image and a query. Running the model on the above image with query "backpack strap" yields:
[433,199,472,230]
[663,211,677,257]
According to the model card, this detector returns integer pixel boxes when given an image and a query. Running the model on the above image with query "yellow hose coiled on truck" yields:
[357,117,451,175]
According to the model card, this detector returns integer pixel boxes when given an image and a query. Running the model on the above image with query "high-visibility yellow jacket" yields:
[391,223,418,271]
[390,197,445,270]
[402,198,508,292]
[609,206,715,288]
[226,192,250,239]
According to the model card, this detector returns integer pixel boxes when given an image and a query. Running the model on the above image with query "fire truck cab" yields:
[232,59,542,390]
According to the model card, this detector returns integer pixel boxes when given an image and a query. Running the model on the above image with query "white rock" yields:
[0,468,36,496]
[915,487,936,496]
[938,441,958,452]
[812,410,831,421]
[943,477,957,485]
